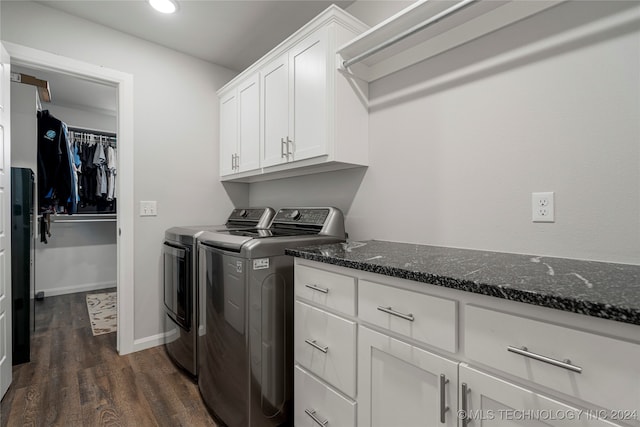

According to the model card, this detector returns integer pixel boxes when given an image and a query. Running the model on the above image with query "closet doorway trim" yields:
[4,42,135,355]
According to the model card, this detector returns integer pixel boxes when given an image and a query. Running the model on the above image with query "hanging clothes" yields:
[68,129,117,213]
[37,110,78,214]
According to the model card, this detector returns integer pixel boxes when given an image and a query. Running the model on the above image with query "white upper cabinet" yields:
[217,6,369,182]
[219,74,261,176]
[261,53,289,168]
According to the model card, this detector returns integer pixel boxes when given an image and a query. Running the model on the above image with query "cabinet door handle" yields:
[231,154,235,169]
[507,346,583,373]
[305,409,328,426]
[235,154,239,170]
[439,374,449,424]
[286,136,293,158]
[305,338,328,353]
[461,383,469,427]
[377,306,414,322]
[281,138,287,159]
[305,284,329,294]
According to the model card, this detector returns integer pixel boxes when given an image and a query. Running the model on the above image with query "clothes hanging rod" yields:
[68,126,117,139]
[342,0,478,69]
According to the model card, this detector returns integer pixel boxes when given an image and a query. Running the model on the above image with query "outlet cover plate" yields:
[532,192,554,222]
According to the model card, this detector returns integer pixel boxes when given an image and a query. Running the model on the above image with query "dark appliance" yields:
[11,167,34,365]
[197,207,346,427]
[163,207,275,377]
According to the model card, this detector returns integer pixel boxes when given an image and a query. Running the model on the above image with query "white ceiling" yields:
[36,0,355,72]
[15,0,356,117]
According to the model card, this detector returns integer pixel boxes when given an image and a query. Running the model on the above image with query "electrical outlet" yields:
[532,192,554,222]
[139,201,157,217]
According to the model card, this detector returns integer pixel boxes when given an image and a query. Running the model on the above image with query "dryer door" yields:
[163,241,191,330]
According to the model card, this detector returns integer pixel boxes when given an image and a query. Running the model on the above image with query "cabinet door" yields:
[459,365,626,427]
[219,91,238,176]
[289,27,328,162]
[237,75,260,172]
[358,326,458,427]
[261,54,289,168]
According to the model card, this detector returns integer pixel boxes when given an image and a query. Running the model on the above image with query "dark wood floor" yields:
[0,290,217,427]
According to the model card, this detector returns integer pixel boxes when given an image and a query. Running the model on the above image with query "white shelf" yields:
[338,0,565,82]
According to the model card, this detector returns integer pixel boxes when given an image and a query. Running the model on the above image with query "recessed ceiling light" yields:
[148,0,178,14]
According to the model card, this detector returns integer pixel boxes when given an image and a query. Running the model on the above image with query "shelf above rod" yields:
[342,0,477,69]
[53,219,116,223]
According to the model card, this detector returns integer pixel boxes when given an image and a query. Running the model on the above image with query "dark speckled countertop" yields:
[285,240,640,326]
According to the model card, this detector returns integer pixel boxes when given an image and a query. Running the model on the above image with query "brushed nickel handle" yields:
[439,374,449,424]
[231,154,235,169]
[281,137,286,158]
[461,382,469,427]
[305,338,328,354]
[286,136,293,159]
[507,346,582,374]
[305,409,328,426]
[377,306,414,322]
[305,284,329,294]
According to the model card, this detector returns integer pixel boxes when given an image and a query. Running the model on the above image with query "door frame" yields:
[3,42,135,355]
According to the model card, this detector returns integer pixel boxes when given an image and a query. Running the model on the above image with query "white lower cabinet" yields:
[293,260,640,427]
[295,366,356,427]
[358,326,458,427]
[459,364,625,427]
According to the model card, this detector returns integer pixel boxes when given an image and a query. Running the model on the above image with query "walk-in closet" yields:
[10,65,118,361]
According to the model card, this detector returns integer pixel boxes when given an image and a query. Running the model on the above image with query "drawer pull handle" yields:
[305,409,328,426]
[439,374,449,424]
[305,284,329,294]
[461,382,469,427]
[377,306,415,322]
[507,346,583,374]
[305,339,328,354]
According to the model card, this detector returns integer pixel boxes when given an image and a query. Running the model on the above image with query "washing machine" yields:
[197,207,346,426]
[163,207,274,377]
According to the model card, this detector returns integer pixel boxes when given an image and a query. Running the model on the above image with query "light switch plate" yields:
[139,200,157,216]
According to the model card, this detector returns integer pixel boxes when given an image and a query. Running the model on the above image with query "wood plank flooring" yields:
[0,290,217,427]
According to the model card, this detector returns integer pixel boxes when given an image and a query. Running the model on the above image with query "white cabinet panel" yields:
[459,364,626,427]
[219,92,237,176]
[294,264,356,316]
[358,326,458,427]
[294,366,356,427]
[295,301,357,398]
[290,28,328,163]
[465,305,640,416]
[237,75,260,172]
[261,54,289,168]
[359,279,457,353]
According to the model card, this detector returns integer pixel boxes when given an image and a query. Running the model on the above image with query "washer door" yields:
[163,241,191,330]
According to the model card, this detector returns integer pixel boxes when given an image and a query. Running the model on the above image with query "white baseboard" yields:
[32,281,116,298]
[132,332,167,353]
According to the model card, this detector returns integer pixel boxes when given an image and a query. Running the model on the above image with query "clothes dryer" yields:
[163,208,274,377]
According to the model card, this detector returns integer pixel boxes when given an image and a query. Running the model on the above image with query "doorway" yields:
[5,41,135,355]
[12,64,118,343]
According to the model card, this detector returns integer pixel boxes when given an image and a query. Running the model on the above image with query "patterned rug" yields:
[86,292,117,336]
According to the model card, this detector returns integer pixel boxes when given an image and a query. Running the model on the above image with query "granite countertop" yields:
[285,240,640,326]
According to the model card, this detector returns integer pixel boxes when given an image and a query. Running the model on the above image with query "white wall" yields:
[1,0,242,341]
[252,1,640,265]
[47,104,117,133]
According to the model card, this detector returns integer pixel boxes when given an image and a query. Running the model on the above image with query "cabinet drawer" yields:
[358,279,457,353]
[295,264,356,315]
[294,366,356,427]
[465,305,640,415]
[295,301,357,397]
